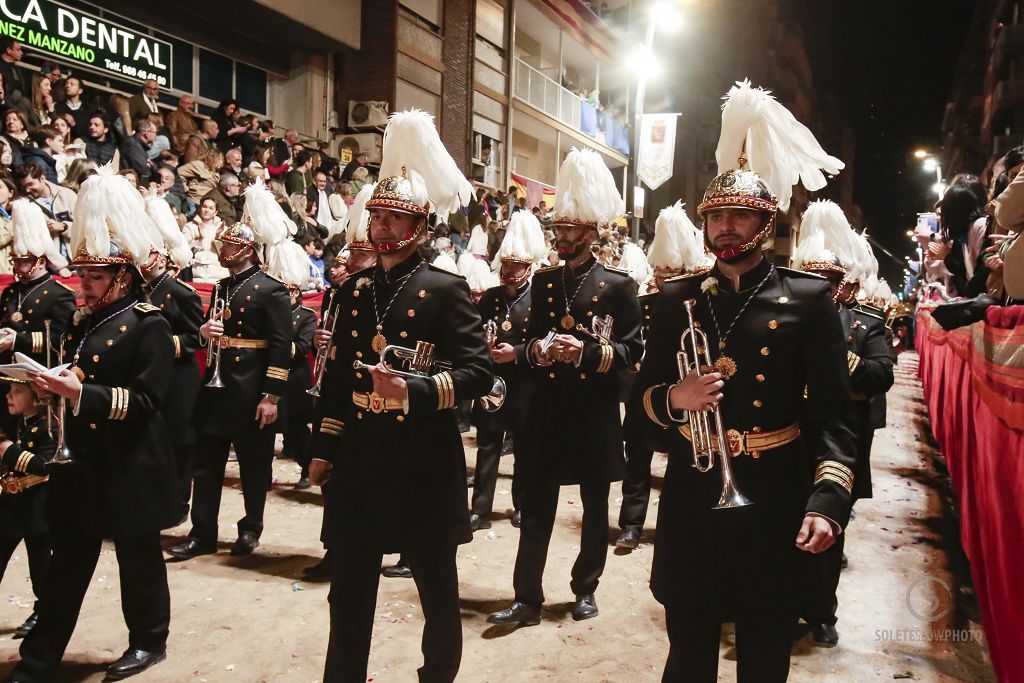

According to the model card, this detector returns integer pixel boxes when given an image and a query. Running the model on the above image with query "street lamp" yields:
[630,1,683,240]
[914,149,945,199]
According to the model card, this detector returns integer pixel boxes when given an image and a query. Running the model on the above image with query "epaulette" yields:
[638,290,660,300]
[175,279,197,293]
[854,307,885,322]
[601,264,632,276]
[534,264,562,274]
[134,302,162,315]
[300,305,318,314]
[664,271,704,283]
[263,272,286,285]
[859,303,884,315]
[777,267,826,280]
[53,280,76,293]
[428,262,466,278]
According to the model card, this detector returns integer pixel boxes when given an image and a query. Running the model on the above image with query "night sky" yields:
[798,0,976,284]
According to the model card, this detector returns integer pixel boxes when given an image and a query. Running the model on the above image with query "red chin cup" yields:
[372,223,423,254]
[706,214,775,262]
[14,257,45,281]
[219,244,253,268]
[142,252,162,274]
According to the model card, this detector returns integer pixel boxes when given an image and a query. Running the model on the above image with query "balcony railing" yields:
[512,57,630,156]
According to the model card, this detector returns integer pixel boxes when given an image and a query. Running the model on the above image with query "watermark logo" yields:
[905,574,952,622]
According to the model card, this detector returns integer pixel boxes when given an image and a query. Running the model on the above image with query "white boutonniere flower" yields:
[700,277,719,296]
[355,277,373,290]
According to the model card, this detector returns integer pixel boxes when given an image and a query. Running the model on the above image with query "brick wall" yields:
[441,0,476,174]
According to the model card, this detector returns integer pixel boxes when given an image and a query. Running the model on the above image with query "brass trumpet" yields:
[677,299,752,510]
[49,329,73,465]
[307,310,338,397]
[353,341,452,379]
[205,283,226,388]
[575,314,614,345]
[480,320,507,413]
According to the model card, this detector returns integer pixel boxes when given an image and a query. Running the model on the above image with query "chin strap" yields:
[706,213,776,262]
[372,222,425,254]
[95,266,129,309]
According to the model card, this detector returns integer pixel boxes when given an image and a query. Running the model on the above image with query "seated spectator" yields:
[341,150,367,181]
[84,113,118,166]
[184,119,218,163]
[306,170,345,238]
[288,192,324,240]
[221,148,244,182]
[21,125,62,183]
[178,147,224,205]
[184,197,226,257]
[236,114,263,163]
[0,175,15,274]
[350,165,370,195]
[296,233,326,288]
[12,162,76,258]
[53,75,88,140]
[120,118,158,185]
[0,137,12,166]
[202,173,244,224]
[165,94,197,156]
[106,93,133,138]
[156,150,191,214]
[145,112,172,160]
[120,168,141,190]
[28,73,55,128]
[128,78,161,123]
[3,109,30,164]
[285,150,313,196]
[60,158,97,192]
[212,98,246,151]
[150,165,184,215]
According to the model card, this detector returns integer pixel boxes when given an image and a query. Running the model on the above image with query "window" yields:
[236,64,267,114]
[199,49,233,104]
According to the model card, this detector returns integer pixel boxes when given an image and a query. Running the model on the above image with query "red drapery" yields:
[916,305,1024,682]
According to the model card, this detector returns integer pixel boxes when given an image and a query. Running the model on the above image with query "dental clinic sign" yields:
[0,0,171,85]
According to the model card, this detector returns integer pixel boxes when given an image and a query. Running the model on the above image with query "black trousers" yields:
[12,532,170,682]
[0,534,52,610]
[324,544,461,683]
[189,431,276,545]
[662,605,794,683]
[284,420,312,472]
[805,530,846,626]
[174,442,195,519]
[470,427,521,517]
[618,444,654,533]
[513,478,610,606]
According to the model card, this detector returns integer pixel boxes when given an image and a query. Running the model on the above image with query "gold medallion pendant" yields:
[223,307,232,320]
[70,366,86,382]
[10,311,23,323]
[371,332,388,354]
[561,314,575,330]
[714,355,738,380]
[501,320,513,332]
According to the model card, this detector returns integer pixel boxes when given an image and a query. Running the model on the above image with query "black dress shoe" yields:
[811,623,839,647]
[302,553,332,579]
[615,529,640,549]
[381,562,412,579]
[295,476,311,490]
[841,553,849,569]
[487,601,541,626]
[470,513,492,531]
[105,647,167,680]
[511,510,521,528]
[13,612,37,638]
[230,531,260,556]
[572,594,599,621]
[166,538,216,560]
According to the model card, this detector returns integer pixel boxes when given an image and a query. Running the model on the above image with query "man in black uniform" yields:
[142,197,204,524]
[469,210,546,531]
[616,201,712,550]
[634,81,856,683]
[793,209,894,646]
[488,148,643,627]
[168,183,294,560]
[12,168,178,681]
[308,109,491,683]
[0,200,76,432]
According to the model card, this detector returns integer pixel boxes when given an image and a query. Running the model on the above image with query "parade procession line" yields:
[0,355,996,681]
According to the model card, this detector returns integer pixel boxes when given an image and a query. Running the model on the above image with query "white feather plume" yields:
[72,163,155,266]
[792,200,856,271]
[11,199,67,269]
[649,202,711,273]
[243,177,298,247]
[432,252,460,274]
[552,148,624,225]
[144,195,192,270]
[377,109,473,216]
[466,225,489,257]
[874,278,892,302]
[619,242,652,285]
[458,251,494,291]
[846,231,874,284]
[267,239,312,289]
[493,210,547,268]
[717,80,844,211]
[345,182,375,245]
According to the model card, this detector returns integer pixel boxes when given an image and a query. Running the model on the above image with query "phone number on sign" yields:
[103,59,167,86]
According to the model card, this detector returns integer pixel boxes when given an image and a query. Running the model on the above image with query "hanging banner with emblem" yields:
[637,113,679,191]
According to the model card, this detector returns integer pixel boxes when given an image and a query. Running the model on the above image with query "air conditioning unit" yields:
[348,100,389,130]
[338,133,383,165]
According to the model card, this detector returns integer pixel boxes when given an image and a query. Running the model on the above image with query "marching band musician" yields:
[793,211,894,647]
[0,378,56,641]
[633,81,858,682]
[307,109,491,683]
[168,180,295,560]
[469,209,547,531]
[11,166,178,681]
[488,148,643,627]
[617,202,713,550]
[0,201,76,431]
[142,196,204,524]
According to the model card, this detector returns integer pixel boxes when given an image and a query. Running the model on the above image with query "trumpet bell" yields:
[713,481,753,509]
[480,376,507,412]
[49,445,74,465]
[205,372,226,389]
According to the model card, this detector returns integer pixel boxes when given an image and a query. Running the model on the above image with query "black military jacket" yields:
[471,281,531,432]
[519,258,643,484]
[634,257,858,617]
[0,411,56,538]
[146,272,203,447]
[281,302,317,428]
[53,298,178,539]
[193,264,293,438]
[0,274,76,363]
[311,254,493,551]
[622,290,662,451]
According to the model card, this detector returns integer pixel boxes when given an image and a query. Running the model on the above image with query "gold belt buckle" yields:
[725,429,744,457]
[2,476,22,494]
[368,392,386,414]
